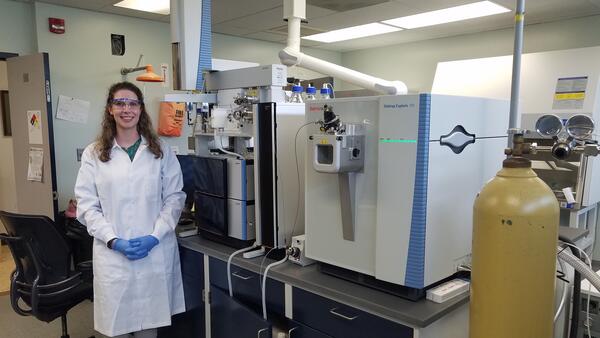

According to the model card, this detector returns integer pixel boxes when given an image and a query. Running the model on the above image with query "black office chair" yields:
[0,210,93,338]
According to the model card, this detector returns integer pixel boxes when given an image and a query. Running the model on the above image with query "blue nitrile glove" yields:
[112,238,148,260]
[129,235,159,254]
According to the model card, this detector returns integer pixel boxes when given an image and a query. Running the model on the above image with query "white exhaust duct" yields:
[279,0,408,95]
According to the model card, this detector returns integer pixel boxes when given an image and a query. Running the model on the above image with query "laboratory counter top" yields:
[559,225,589,243]
[178,236,467,328]
[178,225,586,329]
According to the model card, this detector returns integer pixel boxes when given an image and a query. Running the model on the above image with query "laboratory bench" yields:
[161,236,469,338]
[160,225,587,338]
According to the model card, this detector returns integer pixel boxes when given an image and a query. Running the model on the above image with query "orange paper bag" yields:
[158,102,185,137]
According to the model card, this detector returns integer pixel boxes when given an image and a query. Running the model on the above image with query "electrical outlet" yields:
[76,148,84,162]
[188,137,196,151]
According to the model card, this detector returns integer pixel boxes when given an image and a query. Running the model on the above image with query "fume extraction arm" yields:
[278,0,408,95]
[121,54,164,83]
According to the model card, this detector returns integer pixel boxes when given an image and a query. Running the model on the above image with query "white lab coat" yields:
[75,137,186,337]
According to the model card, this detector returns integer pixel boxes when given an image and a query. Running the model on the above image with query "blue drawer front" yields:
[293,288,413,338]
[209,257,285,316]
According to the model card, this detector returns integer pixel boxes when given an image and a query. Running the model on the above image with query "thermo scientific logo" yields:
[383,103,412,109]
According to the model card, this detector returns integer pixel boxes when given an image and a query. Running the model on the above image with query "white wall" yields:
[0,0,36,55]
[341,14,600,93]
[34,2,182,210]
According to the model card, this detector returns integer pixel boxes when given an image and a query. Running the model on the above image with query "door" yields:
[7,53,57,220]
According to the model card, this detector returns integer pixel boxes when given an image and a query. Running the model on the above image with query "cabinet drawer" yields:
[182,274,203,311]
[179,247,204,280]
[293,288,413,338]
[287,320,333,338]
[210,257,285,315]
[211,286,272,338]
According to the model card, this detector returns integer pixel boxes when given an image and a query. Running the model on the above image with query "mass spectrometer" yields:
[304,94,509,299]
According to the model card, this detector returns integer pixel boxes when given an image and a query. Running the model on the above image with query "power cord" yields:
[288,121,319,245]
[261,254,289,320]
[227,244,257,297]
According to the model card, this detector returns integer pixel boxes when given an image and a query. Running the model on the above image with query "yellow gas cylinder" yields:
[470,155,559,338]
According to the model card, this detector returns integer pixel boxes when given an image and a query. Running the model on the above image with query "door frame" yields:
[0,52,18,245]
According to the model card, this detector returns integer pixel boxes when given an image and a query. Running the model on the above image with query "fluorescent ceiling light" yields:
[114,0,170,15]
[382,1,510,29]
[302,23,402,43]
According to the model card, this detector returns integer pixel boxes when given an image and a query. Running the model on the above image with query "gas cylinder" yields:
[470,151,559,338]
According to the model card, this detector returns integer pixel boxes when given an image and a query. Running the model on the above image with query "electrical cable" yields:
[554,258,568,323]
[258,247,276,290]
[325,83,335,98]
[262,254,288,320]
[227,244,257,297]
[557,240,597,338]
[559,236,584,338]
[288,121,318,245]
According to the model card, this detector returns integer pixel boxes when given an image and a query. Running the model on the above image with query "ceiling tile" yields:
[306,1,416,31]
[221,6,285,31]
[269,24,325,37]
[212,0,281,24]
[97,5,168,21]
[307,0,389,12]
[306,4,338,19]
[212,23,261,36]
[244,31,287,43]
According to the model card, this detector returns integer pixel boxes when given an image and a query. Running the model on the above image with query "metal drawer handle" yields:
[288,326,298,337]
[232,271,253,280]
[330,307,359,321]
[257,328,269,337]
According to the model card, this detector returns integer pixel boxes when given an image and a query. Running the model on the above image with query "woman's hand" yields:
[129,235,159,256]
[112,238,149,260]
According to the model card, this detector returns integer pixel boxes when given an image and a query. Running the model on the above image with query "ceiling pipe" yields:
[508,0,525,139]
[279,0,408,95]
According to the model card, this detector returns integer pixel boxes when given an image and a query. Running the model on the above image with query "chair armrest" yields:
[16,272,84,300]
[76,260,92,271]
[37,272,82,290]
[0,233,22,242]
[9,270,32,316]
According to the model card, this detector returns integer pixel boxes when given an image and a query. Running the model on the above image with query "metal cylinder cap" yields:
[503,156,531,168]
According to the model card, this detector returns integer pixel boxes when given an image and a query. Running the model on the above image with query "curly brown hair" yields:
[95,81,163,162]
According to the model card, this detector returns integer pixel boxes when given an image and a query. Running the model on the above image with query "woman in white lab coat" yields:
[75,81,186,338]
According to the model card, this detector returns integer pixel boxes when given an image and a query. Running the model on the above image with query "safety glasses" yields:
[112,98,141,109]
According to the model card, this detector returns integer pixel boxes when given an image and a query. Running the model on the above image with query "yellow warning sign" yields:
[554,92,585,101]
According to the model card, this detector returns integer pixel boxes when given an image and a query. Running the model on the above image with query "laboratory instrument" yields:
[304,94,509,299]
